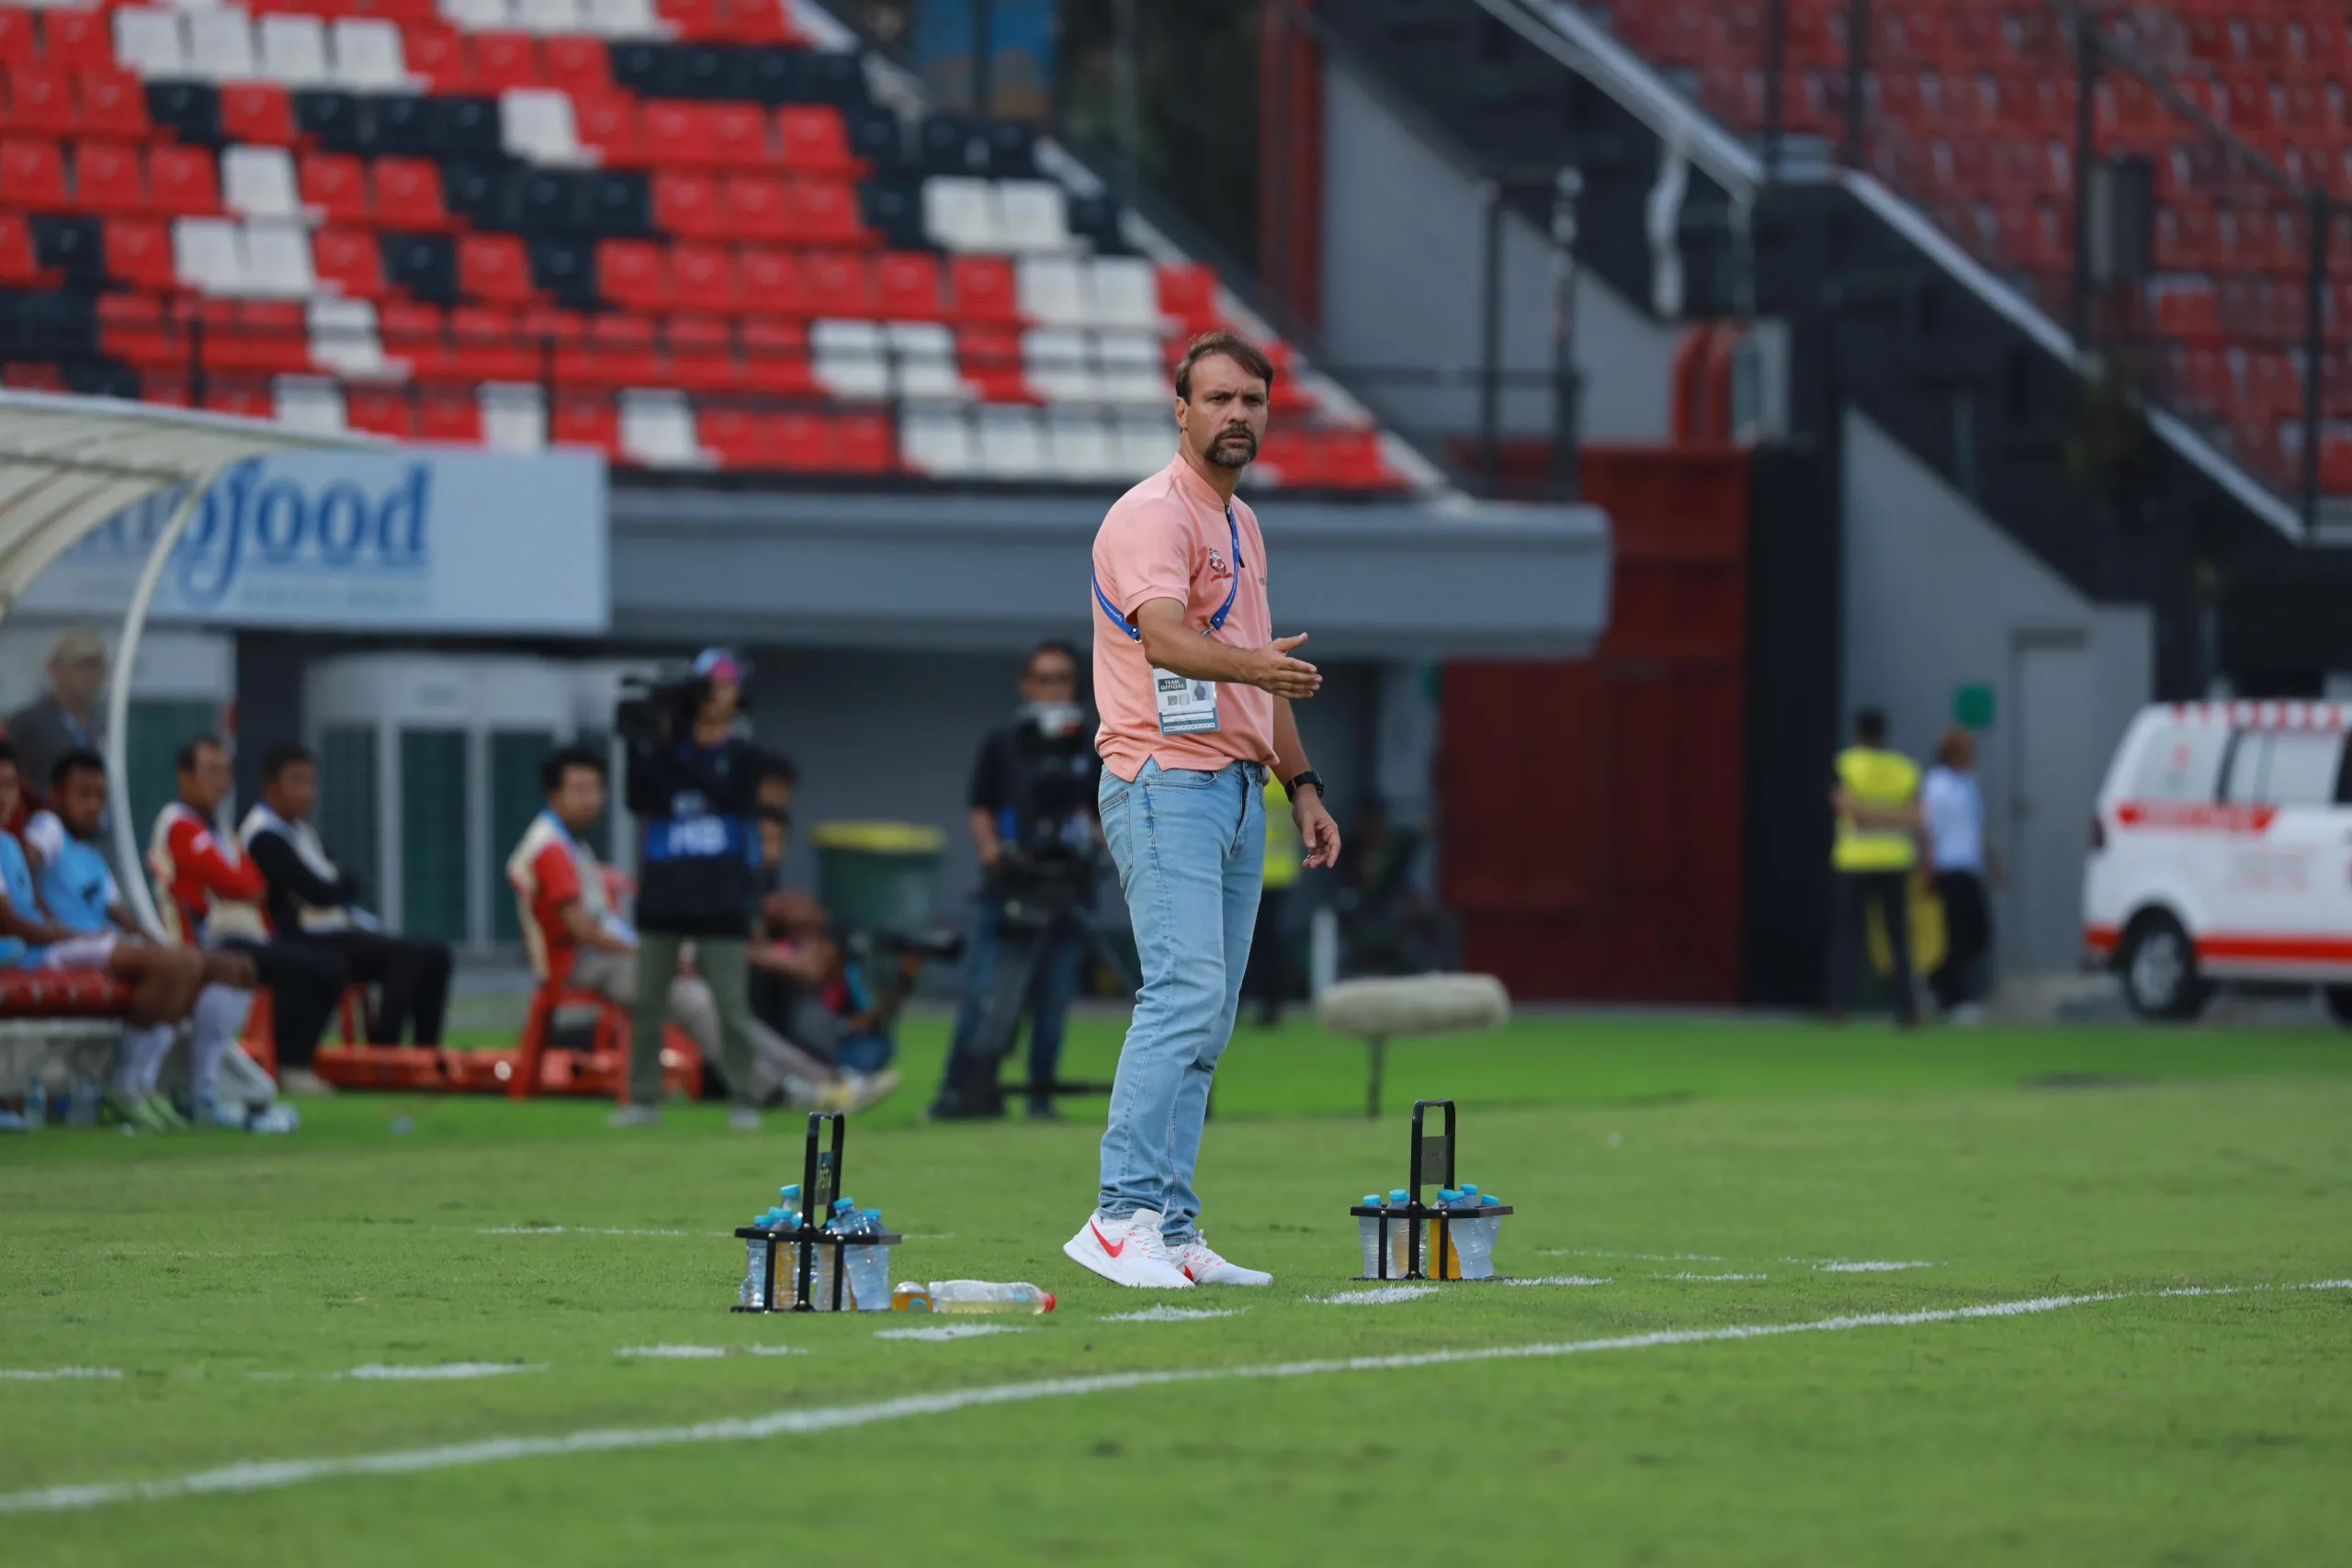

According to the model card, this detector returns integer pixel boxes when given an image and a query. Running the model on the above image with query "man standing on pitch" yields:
[1065,332,1340,1290]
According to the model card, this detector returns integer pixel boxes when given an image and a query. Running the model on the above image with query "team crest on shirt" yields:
[1206,549,1232,580]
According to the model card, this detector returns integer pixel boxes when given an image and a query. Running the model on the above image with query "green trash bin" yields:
[813,821,946,935]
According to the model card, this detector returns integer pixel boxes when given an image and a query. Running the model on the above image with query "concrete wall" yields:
[1317,64,1682,447]
[1841,411,2153,974]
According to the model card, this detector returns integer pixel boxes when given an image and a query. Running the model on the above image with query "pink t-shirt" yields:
[1091,456,1275,782]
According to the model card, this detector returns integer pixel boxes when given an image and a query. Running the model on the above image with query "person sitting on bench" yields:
[242,744,452,1048]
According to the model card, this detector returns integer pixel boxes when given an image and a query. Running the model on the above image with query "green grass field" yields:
[5,1015,2349,1566]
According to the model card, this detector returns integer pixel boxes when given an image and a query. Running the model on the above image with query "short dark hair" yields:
[1024,638,1081,679]
[261,744,315,784]
[1854,708,1889,746]
[540,743,608,795]
[52,747,105,790]
[175,735,224,773]
[1174,331,1275,400]
[754,750,797,786]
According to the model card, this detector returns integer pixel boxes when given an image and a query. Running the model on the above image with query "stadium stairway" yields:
[1313,0,2352,694]
[0,0,1415,490]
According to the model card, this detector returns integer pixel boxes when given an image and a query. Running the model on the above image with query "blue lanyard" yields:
[1094,505,1242,643]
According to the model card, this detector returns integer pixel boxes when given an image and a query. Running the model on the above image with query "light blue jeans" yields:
[1096,757,1266,1241]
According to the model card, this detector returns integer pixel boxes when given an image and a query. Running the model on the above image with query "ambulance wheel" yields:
[2120,913,2208,1021]
[2323,987,2352,1026]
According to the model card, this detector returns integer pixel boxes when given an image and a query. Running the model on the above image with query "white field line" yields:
[1498,1276,1611,1287]
[2,1284,2331,1516]
[476,1227,707,1238]
[1100,1307,1247,1323]
[614,1346,805,1360]
[1660,1272,1769,1282]
[1,1368,124,1382]
[872,1325,1028,1342]
[339,1364,541,1382]
[1306,1287,1440,1304]
[1816,1261,1936,1273]
[1543,1250,1725,1262]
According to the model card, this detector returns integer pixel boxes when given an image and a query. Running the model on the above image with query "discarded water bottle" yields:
[843,1208,891,1311]
[1357,1193,1385,1276]
[890,1281,933,1312]
[927,1280,1057,1314]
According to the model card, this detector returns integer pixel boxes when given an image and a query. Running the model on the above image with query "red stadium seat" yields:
[1155,263,1219,333]
[669,243,741,310]
[3,65,78,137]
[597,239,672,310]
[203,379,274,419]
[381,300,454,379]
[220,85,298,146]
[775,105,854,175]
[550,389,618,455]
[459,233,534,303]
[300,152,370,224]
[956,324,1030,400]
[803,248,875,315]
[947,254,1022,323]
[653,171,724,237]
[739,317,814,394]
[588,312,663,385]
[149,143,222,215]
[835,410,893,473]
[708,103,769,168]
[450,304,539,381]
[473,32,542,92]
[646,102,718,167]
[0,12,35,66]
[696,404,766,467]
[0,136,68,209]
[574,97,647,166]
[657,0,725,41]
[42,11,116,71]
[104,218,177,291]
[373,157,450,230]
[141,371,193,406]
[74,142,151,214]
[789,178,866,246]
[1,362,64,392]
[403,27,477,92]
[203,299,311,375]
[345,385,416,438]
[718,174,788,240]
[544,37,611,96]
[876,251,942,319]
[314,227,388,297]
[765,409,831,469]
[736,246,808,315]
[98,293,182,367]
[0,211,40,284]
[79,69,154,141]
[416,383,482,443]
[664,312,737,390]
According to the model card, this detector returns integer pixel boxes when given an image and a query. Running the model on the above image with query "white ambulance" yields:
[2084,701,2352,1021]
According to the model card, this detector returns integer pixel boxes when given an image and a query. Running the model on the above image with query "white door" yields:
[2012,637,2099,970]
[2209,725,2349,976]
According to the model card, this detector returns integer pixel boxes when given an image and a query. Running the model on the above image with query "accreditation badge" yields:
[1152,667,1221,735]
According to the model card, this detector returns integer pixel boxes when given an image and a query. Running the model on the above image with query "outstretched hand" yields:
[1245,633,1323,699]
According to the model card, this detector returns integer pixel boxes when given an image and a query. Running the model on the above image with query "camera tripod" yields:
[943,887,1131,1119]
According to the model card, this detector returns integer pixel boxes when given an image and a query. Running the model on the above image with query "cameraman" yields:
[929,640,1098,1122]
[611,649,765,1131]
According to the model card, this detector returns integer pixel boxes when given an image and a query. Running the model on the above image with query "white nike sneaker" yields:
[1170,1235,1273,1286]
[1063,1208,1193,1289]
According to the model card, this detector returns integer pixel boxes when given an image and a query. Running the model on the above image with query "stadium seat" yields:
[790,177,866,246]
[345,384,417,437]
[1016,255,1090,328]
[79,69,155,142]
[223,146,304,221]
[1042,405,1125,482]
[105,218,178,291]
[4,64,77,138]
[1022,326,1099,404]
[664,311,736,390]
[1156,263,1220,333]
[502,88,584,164]
[403,27,478,92]
[1097,331,1166,405]
[1089,256,1164,333]
[887,320,968,401]
[0,212,40,286]
[896,404,975,474]
[669,242,741,310]
[275,375,350,434]
[777,105,854,175]
[597,239,672,310]
[246,221,316,297]
[150,144,224,216]
[374,156,451,229]
[0,137,68,210]
[314,226,389,297]
[73,143,151,217]
[308,296,390,376]
[971,403,1047,479]
[418,382,483,442]
[201,299,311,375]
[113,10,189,81]
[459,232,535,302]
[574,96,648,164]
[802,248,873,315]
[737,244,808,314]
[550,388,618,454]
[187,12,261,85]
[720,173,790,240]
[220,84,298,145]
[472,32,543,94]
[582,310,664,384]
[259,16,334,90]
[653,170,723,236]
[739,316,813,394]
[944,254,1020,323]
[811,317,888,400]
[922,175,998,251]
[299,153,371,225]
[98,293,182,368]
[956,324,1031,401]
[544,36,611,96]
[333,20,413,93]
[0,13,35,70]
[996,180,1072,254]
[451,304,540,380]
[874,250,943,320]
[619,388,707,466]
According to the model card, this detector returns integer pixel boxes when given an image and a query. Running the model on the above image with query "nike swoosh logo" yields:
[1089,1221,1125,1258]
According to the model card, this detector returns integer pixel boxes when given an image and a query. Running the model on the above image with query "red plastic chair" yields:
[876,250,942,319]
[507,982,628,1100]
[74,142,152,215]
[3,64,77,136]
[720,173,790,241]
[665,312,738,391]
[150,143,222,216]
[0,136,69,209]
[669,243,741,311]
[776,105,854,175]
[417,384,482,444]
[948,254,1022,323]
[220,84,298,145]
[314,228,389,298]
[803,248,875,315]
[472,31,542,92]
[78,68,154,141]
[373,156,450,230]
[736,245,808,315]
[42,12,116,72]
[458,233,535,303]
[299,152,371,224]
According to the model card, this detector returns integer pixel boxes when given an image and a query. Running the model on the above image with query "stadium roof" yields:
[0,389,370,622]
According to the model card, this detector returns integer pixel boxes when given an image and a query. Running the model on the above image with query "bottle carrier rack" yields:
[1348,1100,1513,1281]
[731,1112,903,1313]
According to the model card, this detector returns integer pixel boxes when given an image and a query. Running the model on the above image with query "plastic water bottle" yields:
[1425,1189,1465,1277]
[741,1210,778,1308]
[1357,1193,1385,1277]
[1385,1189,1414,1277]
[809,1199,861,1309]
[843,1208,891,1311]
[778,1183,803,1225]
[65,1078,99,1128]
[1456,1192,1502,1280]
[25,1082,46,1130]
[890,1281,933,1312]
[927,1280,1057,1314]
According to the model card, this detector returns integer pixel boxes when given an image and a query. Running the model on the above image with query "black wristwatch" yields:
[1286,770,1324,801]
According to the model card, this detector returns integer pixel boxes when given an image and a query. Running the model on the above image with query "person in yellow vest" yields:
[1826,707,1924,1026]
[1241,774,1305,1027]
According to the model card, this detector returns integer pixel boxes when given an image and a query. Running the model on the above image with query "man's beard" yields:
[1207,428,1258,468]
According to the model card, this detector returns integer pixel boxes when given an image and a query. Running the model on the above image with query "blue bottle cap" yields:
[831,1196,854,1214]
[1480,1193,1500,1206]
[1437,1188,1461,1203]
[1387,1189,1410,1203]
[1460,1183,1479,1198]
[780,1184,801,1199]
[1362,1194,1383,1207]
[864,1209,881,1223]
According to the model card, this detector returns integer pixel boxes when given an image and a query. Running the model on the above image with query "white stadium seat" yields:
[256,14,331,87]
[112,9,188,78]
[1042,407,1123,483]
[921,176,999,253]
[996,179,1073,254]
[439,0,512,30]
[501,90,586,164]
[1021,327,1102,405]
[971,404,1047,480]
[185,9,257,82]
[582,0,660,34]
[619,390,707,468]
[1015,255,1090,328]
[1095,332,1167,406]
[811,318,890,400]
[1088,256,1164,332]
[1114,411,1171,476]
[273,376,347,434]
[244,221,316,297]
[171,218,243,293]
[480,383,547,452]
[307,298,389,378]
[514,0,586,33]
[330,19,411,92]
[899,406,978,478]
[885,321,969,402]
[222,146,302,221]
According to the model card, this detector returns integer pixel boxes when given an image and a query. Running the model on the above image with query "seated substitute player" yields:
[149,733,339,1111]
[13,748,257,1130]
[507,745,892,1112]
[243,744,452,1048]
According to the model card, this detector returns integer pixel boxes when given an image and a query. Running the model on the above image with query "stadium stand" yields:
[0,0,1407,489]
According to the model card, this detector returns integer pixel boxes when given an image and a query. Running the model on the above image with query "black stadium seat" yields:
[585,172,655,237]
[380,231,459,306]
[444,161,523,230]
[528,237,599,310]
[520,169,590,234]
[144,80,222,144]
[292,89,373,156]
[30,216,106,287]
[858,177,927,250]
[845,104,904,168]
[611,40,682,98]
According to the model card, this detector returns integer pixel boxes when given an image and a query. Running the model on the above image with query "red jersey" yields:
[506,810,625,983]
[147,801,267,945]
